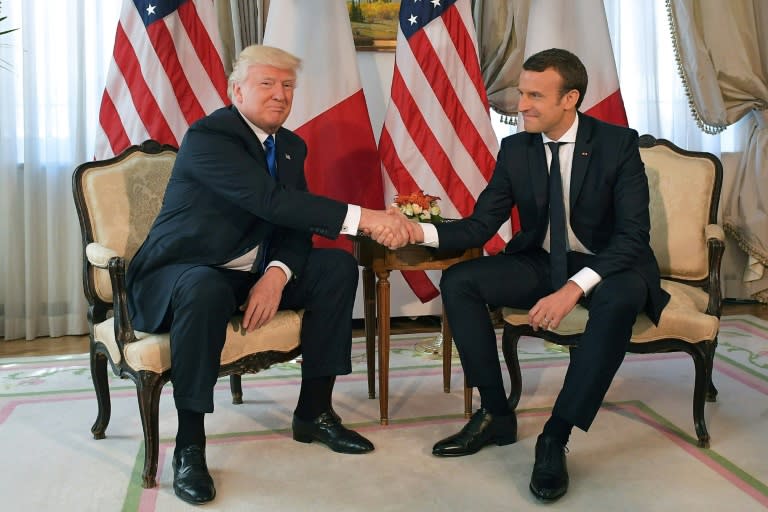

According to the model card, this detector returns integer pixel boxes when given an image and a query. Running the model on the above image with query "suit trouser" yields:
[440,249,648,431]
[163,248,359,413]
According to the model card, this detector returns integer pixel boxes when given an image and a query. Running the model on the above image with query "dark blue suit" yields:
[127,106,358,413]
[437,113,670,430]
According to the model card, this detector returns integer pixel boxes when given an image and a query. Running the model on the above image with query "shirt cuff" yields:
[340,205,361,235]
[265,261,292,282]
[420,223,439,247]
[570,267,601,296]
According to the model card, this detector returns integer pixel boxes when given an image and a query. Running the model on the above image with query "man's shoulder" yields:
[499,130,537,149]
[580,113,639,140]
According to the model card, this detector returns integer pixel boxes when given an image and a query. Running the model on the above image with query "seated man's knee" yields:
[317,248,359,286]
[440,262,474,298]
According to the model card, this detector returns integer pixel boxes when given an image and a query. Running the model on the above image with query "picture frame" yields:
[348,1,400,52]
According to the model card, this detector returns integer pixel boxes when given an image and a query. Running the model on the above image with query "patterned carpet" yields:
[0,315,766,511]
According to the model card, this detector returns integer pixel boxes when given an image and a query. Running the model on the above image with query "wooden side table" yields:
[352,236,481,424]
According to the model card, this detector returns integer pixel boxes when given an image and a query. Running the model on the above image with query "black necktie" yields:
[547,142,568,289]
[256,135,277,273]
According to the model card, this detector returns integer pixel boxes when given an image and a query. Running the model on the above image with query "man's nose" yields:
[272,85,288,100]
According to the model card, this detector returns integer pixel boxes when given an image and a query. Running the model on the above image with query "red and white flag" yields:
[523,0,628,126]
[263,0,384,253]
[379,0,512,302]
[95,0,229,159]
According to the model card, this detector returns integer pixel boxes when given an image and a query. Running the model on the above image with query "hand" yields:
[528,280,584,331]
[405,220,425,243]
[240,267,288,332]
[359,207,412,249]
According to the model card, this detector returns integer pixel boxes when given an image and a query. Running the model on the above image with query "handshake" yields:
[359,207,425,250]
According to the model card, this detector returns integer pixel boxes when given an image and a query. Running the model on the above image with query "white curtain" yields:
[0,0,121,340]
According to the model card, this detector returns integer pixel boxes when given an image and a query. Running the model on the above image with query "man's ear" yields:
[564,89,580,110]
[232,82,242,104]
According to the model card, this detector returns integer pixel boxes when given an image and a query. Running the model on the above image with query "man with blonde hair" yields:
[127,45,411,505]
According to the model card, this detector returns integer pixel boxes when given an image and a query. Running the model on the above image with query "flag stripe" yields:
[389,67,477,218]
[176,0,229,104]
[112,23,178,146]
[145,20,206,125]
[411,24,496,182]
[95,0,228,160]
[380,0,512,302]
[442,3,491,115]
[97,92,131,157]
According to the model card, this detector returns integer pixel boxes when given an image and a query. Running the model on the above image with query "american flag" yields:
[95,0,228,159]
[379,0,512,301]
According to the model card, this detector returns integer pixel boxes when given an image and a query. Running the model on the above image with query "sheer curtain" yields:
[603,0,746,152]
[0,0,121,340]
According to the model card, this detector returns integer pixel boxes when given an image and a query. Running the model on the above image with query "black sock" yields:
[542,415,573,446]
[175,409,205,454]
[478,385,510,416]
[294,376,334,421]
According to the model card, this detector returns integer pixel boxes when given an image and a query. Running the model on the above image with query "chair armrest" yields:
[86,242,119,268]
[705,224,725,317]
[107,256,138,351]
[705,224,725,242]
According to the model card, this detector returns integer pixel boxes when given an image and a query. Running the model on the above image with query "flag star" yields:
[431,0,441,7]
[146,4,156,15]
[408,14,418,25]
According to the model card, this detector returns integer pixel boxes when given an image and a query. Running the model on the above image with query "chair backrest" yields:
[73,141,177,304]
[638,135,722,283]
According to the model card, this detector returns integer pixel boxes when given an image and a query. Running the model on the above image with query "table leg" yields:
[441,308,452,393]
[376,269,391,425]
[362,267,376,399]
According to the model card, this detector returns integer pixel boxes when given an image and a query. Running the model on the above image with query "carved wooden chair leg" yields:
[689,345,711,448]
[502,326,523,412]
[230,374,243,405]
[136,372,167,488]
[705,338,719,402]
[90,348,111,440]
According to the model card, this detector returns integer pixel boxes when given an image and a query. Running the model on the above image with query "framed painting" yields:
[348,0,400,51]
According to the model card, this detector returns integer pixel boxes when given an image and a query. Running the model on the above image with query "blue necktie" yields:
[264,134,277,178]
[257,135,277,273]
[547,142,568,289]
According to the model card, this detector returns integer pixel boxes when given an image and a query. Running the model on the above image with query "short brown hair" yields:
[523,48,588,110]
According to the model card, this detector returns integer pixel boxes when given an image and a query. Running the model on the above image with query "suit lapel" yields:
[570,113,594,206]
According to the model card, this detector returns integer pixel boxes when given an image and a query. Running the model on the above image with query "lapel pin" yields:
[285,154,292,160]
[581,152,589,156]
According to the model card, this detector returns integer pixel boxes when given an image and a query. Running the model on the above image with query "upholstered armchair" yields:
[476,135,724,448]
[72,140,304,488]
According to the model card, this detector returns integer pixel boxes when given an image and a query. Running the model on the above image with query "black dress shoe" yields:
[172,445,216,505]
[530,434,569,502]
[432,408,517,457]
[292,411,374,454]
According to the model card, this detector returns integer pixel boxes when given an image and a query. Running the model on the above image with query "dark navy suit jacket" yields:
[127,106,348,332]
[436,113,670,323]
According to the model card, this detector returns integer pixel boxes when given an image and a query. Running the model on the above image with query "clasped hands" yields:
[359,206,423,250]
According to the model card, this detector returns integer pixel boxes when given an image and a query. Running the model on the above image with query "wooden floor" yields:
[1,301,766,358]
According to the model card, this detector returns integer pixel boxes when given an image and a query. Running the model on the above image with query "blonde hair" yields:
[227,45,302,101]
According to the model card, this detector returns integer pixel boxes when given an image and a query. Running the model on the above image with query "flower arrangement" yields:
[394,191,443,223]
